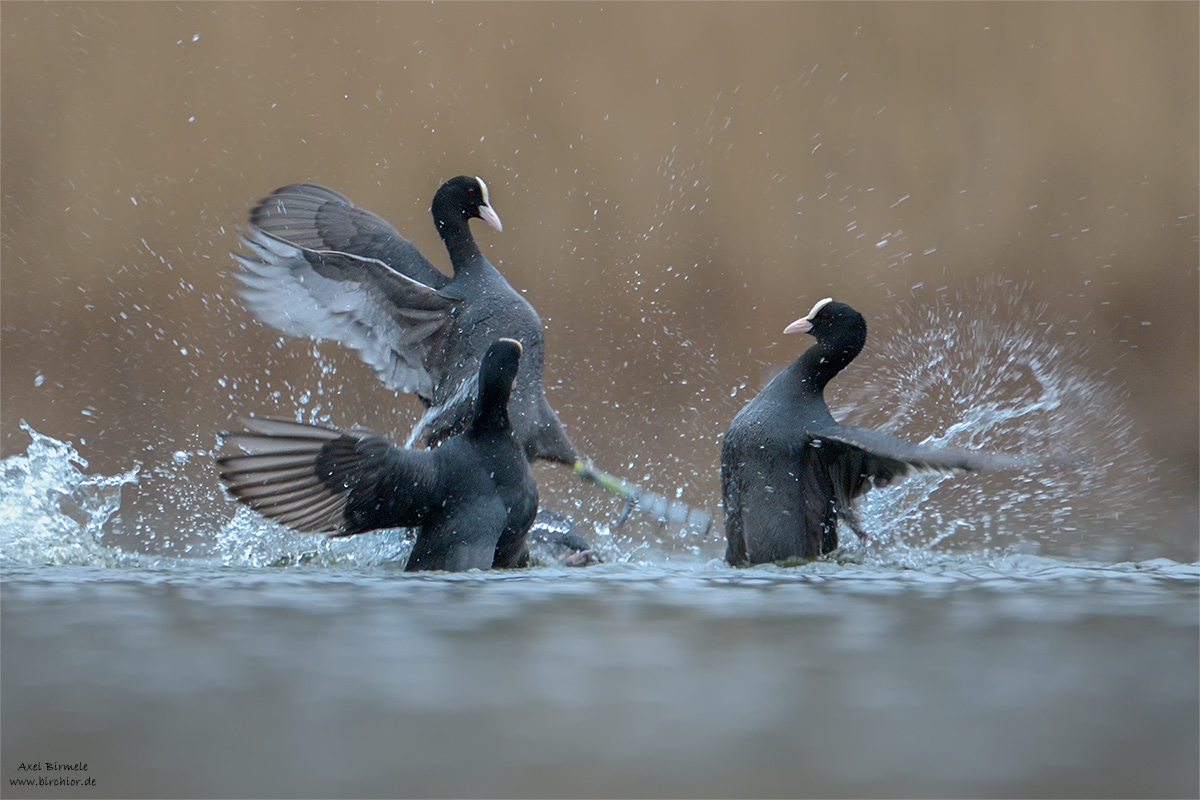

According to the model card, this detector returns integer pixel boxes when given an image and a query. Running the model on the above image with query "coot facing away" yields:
[218,339,538,572]
[722,298,1034,566]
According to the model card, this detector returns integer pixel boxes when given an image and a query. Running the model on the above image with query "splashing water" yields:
[830,281,1166,562]
[0,421,599,571]
[0,278,1181,570]
[209,506,411,569]
[0,421,140,567]
[0,419,415,569]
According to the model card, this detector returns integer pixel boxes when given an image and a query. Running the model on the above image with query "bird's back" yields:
[406,427,538,571]
[415,273,576,464]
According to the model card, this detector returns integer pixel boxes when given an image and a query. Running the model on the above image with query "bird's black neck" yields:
[790,324,866,397]
[469,370,513,436]
[433,201,485,273]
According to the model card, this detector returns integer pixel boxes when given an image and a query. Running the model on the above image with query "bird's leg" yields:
[615,499,636,528]
[573,460,712,535]
[840,504,869,541]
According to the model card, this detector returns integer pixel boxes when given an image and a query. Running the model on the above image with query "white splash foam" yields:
[0,421,140,566]
[831,279,1164,559]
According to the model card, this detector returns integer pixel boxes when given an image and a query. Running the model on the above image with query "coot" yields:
[232,177,708,532]
[722,298,1031,565]
[217,339,537,572]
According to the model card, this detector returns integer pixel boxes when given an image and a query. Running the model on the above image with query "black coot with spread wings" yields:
[218,339,538,572]
[231,177,708,531]
[233,176,573,461]
[722,298,1031,565]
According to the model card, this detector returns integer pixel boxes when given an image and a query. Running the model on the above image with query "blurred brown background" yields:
[2,3,1196,554]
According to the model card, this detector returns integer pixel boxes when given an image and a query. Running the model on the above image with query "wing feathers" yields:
[217,417,441,536]
[217,418,352,533]
[248,183,449,288]
[231,224,456,399]
[815,425,1034,477]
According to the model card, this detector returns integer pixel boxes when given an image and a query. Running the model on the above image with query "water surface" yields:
[2,430,1196,798]
[4,558,1196,799]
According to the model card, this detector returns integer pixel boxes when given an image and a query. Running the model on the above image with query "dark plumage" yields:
[217,339,538,572]
[525,510,602,567]
[230,176,710,531]
[233,176,573,462]
[722,298,1032,565]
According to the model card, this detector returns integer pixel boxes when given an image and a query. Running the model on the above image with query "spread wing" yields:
[232,227,456,400]
[216,417,442,536]
[248,183,449,289]
[796,424,1032,546]
[815,424,1033,489]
